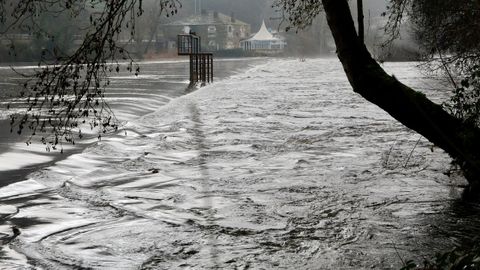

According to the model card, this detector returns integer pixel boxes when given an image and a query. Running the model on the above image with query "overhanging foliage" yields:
[0,0,181,148]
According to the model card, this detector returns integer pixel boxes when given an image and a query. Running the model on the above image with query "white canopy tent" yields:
[241,21,286,51]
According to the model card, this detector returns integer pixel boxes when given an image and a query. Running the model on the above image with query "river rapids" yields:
[1,58,479,269]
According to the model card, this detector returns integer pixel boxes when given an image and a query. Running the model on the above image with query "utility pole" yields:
[357,0,364,43]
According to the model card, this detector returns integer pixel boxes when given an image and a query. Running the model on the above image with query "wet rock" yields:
[148,168,160,174]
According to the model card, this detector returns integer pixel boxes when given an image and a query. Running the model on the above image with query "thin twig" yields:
[404,136,422,168]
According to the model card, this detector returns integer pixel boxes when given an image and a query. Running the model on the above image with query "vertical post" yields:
[202,54,206,83]
[192,55,195,83]
[190,54,193,82]
[196,55,199,83]
[197,54,200,83]
[210,55,212,82]
[207,54,210,82]
[357,0,364,43]
[205,55,208,82]
[193,37,197,54]
[206,55,210,83]
[199,54,202,83]
[193,54,196,83]
[209,54,213,82]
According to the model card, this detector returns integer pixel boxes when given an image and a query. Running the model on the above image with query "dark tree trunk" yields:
[321,0,480,200]
[357,0,364,43]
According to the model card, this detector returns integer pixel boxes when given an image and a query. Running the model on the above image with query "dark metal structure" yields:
[178,34,213,85]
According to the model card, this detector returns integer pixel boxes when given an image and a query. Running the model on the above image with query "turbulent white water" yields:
[1,58,479,269]
[0,59,257,182]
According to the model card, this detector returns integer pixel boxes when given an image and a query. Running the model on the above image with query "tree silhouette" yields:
[275,0,480,200]
[0,0,181,148]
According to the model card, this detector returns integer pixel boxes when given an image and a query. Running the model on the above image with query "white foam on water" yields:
[0,58,466,269]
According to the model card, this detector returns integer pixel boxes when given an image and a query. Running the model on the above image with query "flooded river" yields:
[0,59,261,186]
[1,58,480,269]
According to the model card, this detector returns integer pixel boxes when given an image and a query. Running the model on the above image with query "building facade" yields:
[160,11,251,51]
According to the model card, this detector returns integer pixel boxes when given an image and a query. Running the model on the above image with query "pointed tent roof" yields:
[247,20,278,41]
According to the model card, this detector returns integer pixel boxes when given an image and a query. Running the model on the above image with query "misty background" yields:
[0,0,421,62]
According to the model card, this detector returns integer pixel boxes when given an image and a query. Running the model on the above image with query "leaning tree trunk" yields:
[321,0,480,200]
[357,0,364,43]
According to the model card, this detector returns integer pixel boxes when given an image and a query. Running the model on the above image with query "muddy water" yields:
[1,58,480,269]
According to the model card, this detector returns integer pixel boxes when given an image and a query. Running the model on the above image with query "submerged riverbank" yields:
[1,58,479,269]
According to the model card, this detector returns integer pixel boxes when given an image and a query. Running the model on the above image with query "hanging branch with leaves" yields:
[0,0,181,149]
[272,0,323,32]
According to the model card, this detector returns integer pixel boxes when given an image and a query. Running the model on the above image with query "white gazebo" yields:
[240,21,286,52]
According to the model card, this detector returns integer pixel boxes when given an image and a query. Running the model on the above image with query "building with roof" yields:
[159,10,251,51]
[240,21,286,53]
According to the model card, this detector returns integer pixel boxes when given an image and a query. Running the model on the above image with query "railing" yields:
[178,34,213,85]
[177,34,200,55]
[189,53,213,84]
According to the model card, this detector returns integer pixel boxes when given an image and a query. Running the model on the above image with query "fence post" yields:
[190,54,193,82]
[206,55,210,83]
[210,54,213,82]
